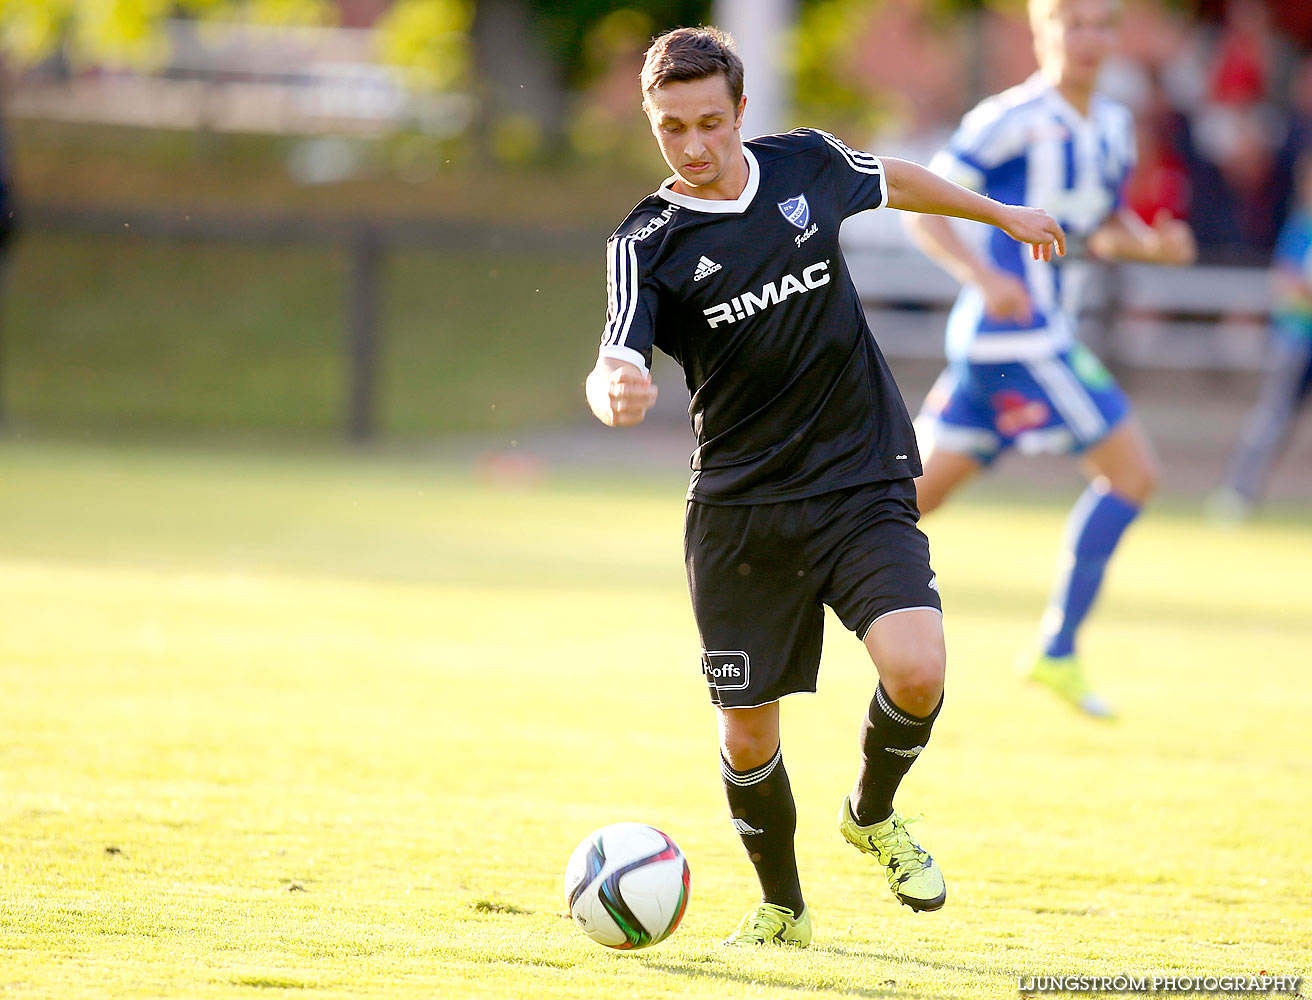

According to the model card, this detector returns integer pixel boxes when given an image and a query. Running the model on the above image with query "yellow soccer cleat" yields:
[1022,651,1116,719]
[722,902,812,948]
[838,798,946,912]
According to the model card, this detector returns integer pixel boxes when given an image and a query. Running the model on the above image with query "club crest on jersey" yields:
[777,194,810,229]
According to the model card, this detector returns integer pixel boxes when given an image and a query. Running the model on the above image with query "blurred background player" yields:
[903,0,1197,718]
[585,27,1064,948]
[1208,149,1312,521]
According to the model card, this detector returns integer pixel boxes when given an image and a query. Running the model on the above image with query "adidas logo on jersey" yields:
[693,255,722,281]
[703,261,831,328]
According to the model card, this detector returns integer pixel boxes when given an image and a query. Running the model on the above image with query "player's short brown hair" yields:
[641,26,744,104]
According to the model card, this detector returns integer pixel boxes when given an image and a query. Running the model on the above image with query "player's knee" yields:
[881,648,946,718]
[719,724,780,771]
[1138,455,1162,501]
[1110,456,1160,505]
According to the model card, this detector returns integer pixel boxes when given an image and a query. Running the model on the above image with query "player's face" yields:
[1036,0,1120,96]
[644,74,747,195]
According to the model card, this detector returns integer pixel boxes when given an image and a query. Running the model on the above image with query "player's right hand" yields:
[1000,205,1066,261]
[605,366,659,427]
[977,267,1034,325]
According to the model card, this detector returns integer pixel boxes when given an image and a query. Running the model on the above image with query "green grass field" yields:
[1,438,1308,999]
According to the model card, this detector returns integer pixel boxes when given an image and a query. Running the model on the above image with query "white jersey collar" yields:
[656,146,760,214]
[1034,72,1096,127]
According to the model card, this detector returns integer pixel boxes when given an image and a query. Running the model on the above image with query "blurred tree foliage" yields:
[793,0,882,137]
[793,0,992,138]
[467,1,710,164]
[375,0,472,92]
[0,0,336,70]
[522,0,710,87]
[0,0,1010,168]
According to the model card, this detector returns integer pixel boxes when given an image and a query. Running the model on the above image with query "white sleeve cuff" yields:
[872,154,889,210]
[598,345,649,376]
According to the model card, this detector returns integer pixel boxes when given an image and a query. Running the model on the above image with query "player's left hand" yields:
[999,205,1066,262]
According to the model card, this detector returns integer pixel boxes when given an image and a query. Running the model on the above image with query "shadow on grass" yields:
[819,944,1003,977]
[635,944,993,1000]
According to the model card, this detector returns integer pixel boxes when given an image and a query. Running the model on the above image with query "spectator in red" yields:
[1126,78,1192,224]
[1207,0,1269,106]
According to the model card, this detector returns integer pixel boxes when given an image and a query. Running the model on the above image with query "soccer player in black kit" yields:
[584,26,1065,947]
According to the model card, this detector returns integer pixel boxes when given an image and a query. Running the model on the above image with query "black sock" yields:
[721,746,804,917]
[851,683,943,826]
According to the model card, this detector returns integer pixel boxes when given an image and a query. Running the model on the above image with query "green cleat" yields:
[838,798,946,911]
[1022,651,1115,719]
[1203,487,1254,527]
[722,902,812,948]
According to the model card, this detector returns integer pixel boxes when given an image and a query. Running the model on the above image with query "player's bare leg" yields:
[839,608,947,911]
[1028,418,1159,717]
[1081,417,1160,504]
[862,607,945,717]
[915,446,983,516]
[718,702,780,771]
[717,702,811,946]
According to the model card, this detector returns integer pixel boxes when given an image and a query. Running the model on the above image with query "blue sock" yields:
[1041,487,1140,659]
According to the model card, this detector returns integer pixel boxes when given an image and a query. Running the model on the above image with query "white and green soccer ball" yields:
[564,822,691,950]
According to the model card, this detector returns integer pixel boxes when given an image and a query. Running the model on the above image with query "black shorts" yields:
[685,479,941,709]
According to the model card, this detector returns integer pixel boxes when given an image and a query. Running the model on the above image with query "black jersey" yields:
[598,128,921,505]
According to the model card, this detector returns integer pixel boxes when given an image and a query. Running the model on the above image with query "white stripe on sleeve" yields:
[601,237,640,349]
[816,130,885,176]
[815,131,887,210]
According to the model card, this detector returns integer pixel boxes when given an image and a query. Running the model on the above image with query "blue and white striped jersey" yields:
[929,73,1136,363]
